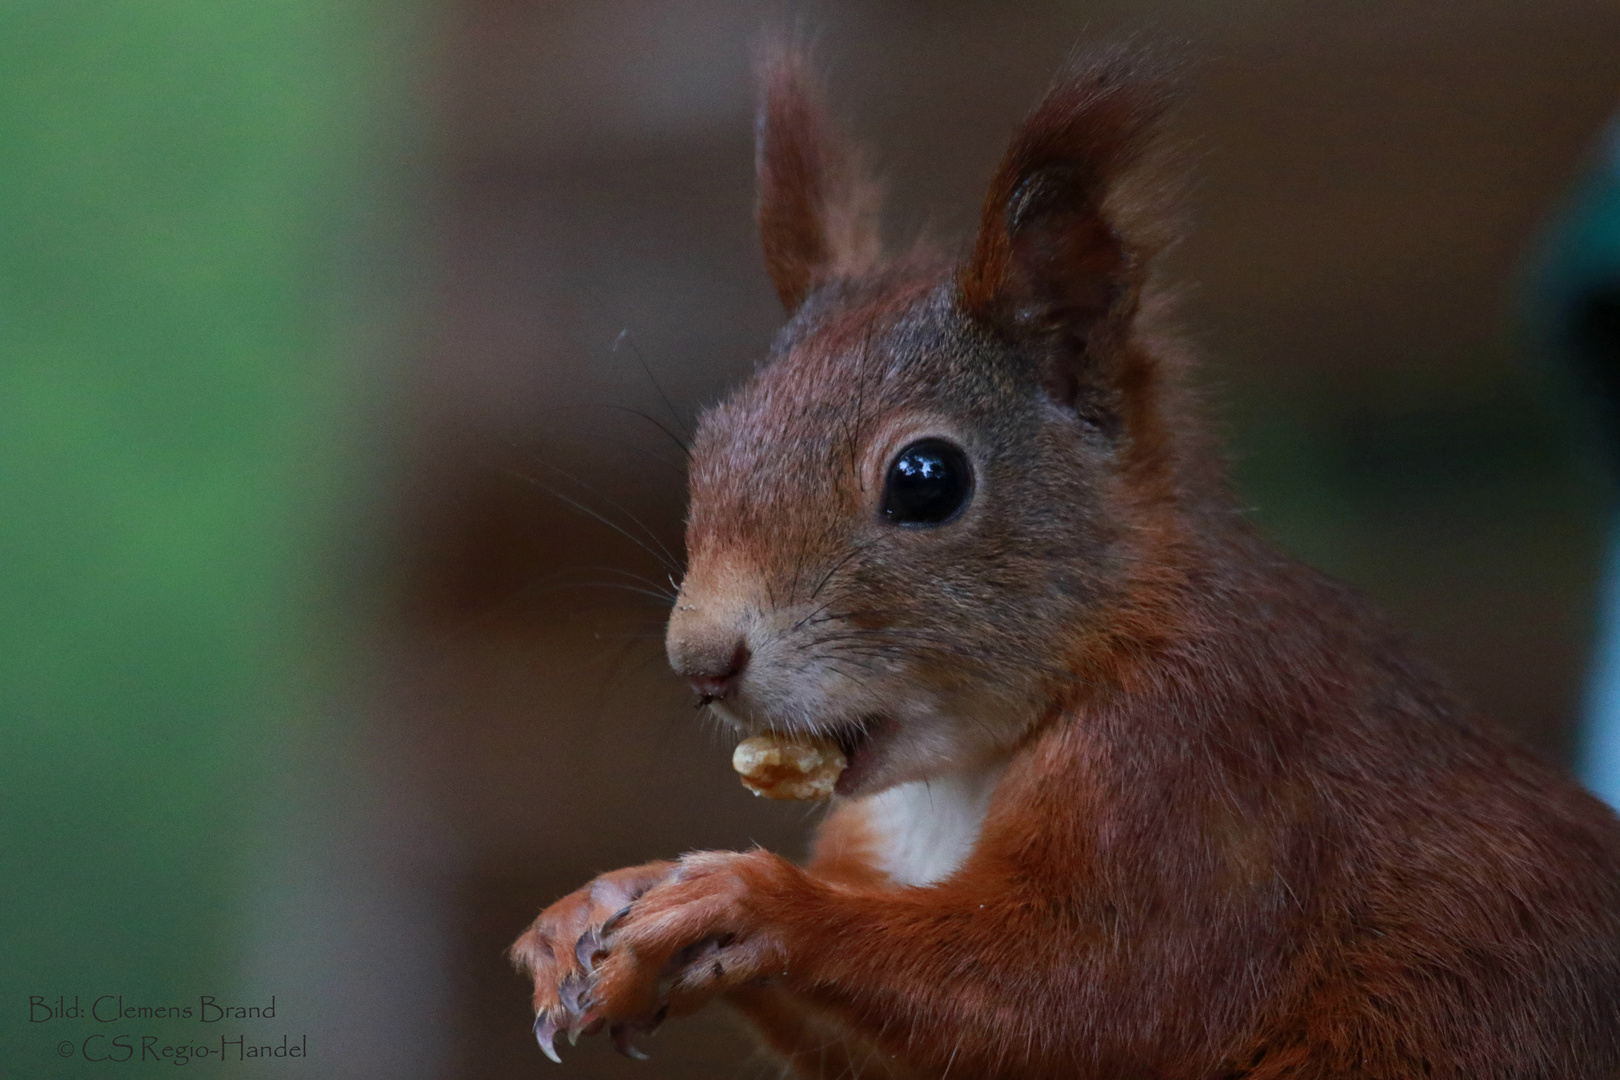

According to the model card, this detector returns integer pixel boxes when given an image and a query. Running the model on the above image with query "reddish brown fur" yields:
[511,44,1620,1078]
[755,42,881,311]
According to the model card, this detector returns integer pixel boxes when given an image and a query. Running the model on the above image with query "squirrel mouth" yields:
[830,716,886,796]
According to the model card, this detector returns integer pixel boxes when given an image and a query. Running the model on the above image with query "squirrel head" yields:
[667,44,1188,796]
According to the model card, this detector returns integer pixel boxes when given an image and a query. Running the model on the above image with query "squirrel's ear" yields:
[960,49,1176,412]
[755,43,881,313]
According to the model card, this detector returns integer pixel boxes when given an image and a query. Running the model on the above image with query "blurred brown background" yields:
[377,2,1620,1076]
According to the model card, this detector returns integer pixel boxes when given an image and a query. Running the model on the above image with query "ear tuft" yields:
[960,45,1180,392]
[755,40,882,312]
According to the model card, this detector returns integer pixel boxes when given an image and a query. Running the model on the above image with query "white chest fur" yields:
[863,762,1007,887]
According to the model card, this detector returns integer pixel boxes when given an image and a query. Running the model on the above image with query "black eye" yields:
[881,439,973,527]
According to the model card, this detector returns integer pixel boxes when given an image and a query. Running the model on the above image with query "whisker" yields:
[494,464,684,576]
[540,402,692,459]
[806,546,864,603]
[549,564,679,601]
[798,624,1094,689]
[570,286,696,448]
[504,449,685,573]
[543,427,687,478]
[524,581,678,605]
[612,327,695,445]
[791,600,838,634]
[440,581,668,641]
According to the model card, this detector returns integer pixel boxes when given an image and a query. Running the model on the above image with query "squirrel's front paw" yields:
[587,850,804,1046]
[508,861,674,1062]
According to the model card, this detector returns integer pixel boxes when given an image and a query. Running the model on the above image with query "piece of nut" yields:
[732,733,847,800]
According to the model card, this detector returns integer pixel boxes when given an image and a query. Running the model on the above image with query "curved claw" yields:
[533,1011,563,1064]
[574,1014,604,1045]
[610,1023,650,1061]
[561,976,602,1048]
[558,973,587,1017]
[574,929,602,970]
[600,904,635,936]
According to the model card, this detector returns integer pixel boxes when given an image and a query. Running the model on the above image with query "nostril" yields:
[689,643,750,701]
[689,673,730,699]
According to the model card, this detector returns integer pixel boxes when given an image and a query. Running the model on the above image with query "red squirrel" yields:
[510,43,1620,1078]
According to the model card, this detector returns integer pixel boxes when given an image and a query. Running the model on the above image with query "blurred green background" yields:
[0,2,419,1075]
[3,2,1620,1078]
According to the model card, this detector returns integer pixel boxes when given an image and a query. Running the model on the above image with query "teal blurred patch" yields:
[0,2,380,1074]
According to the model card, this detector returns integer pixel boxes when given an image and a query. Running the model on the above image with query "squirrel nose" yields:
[687,642,751,701]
